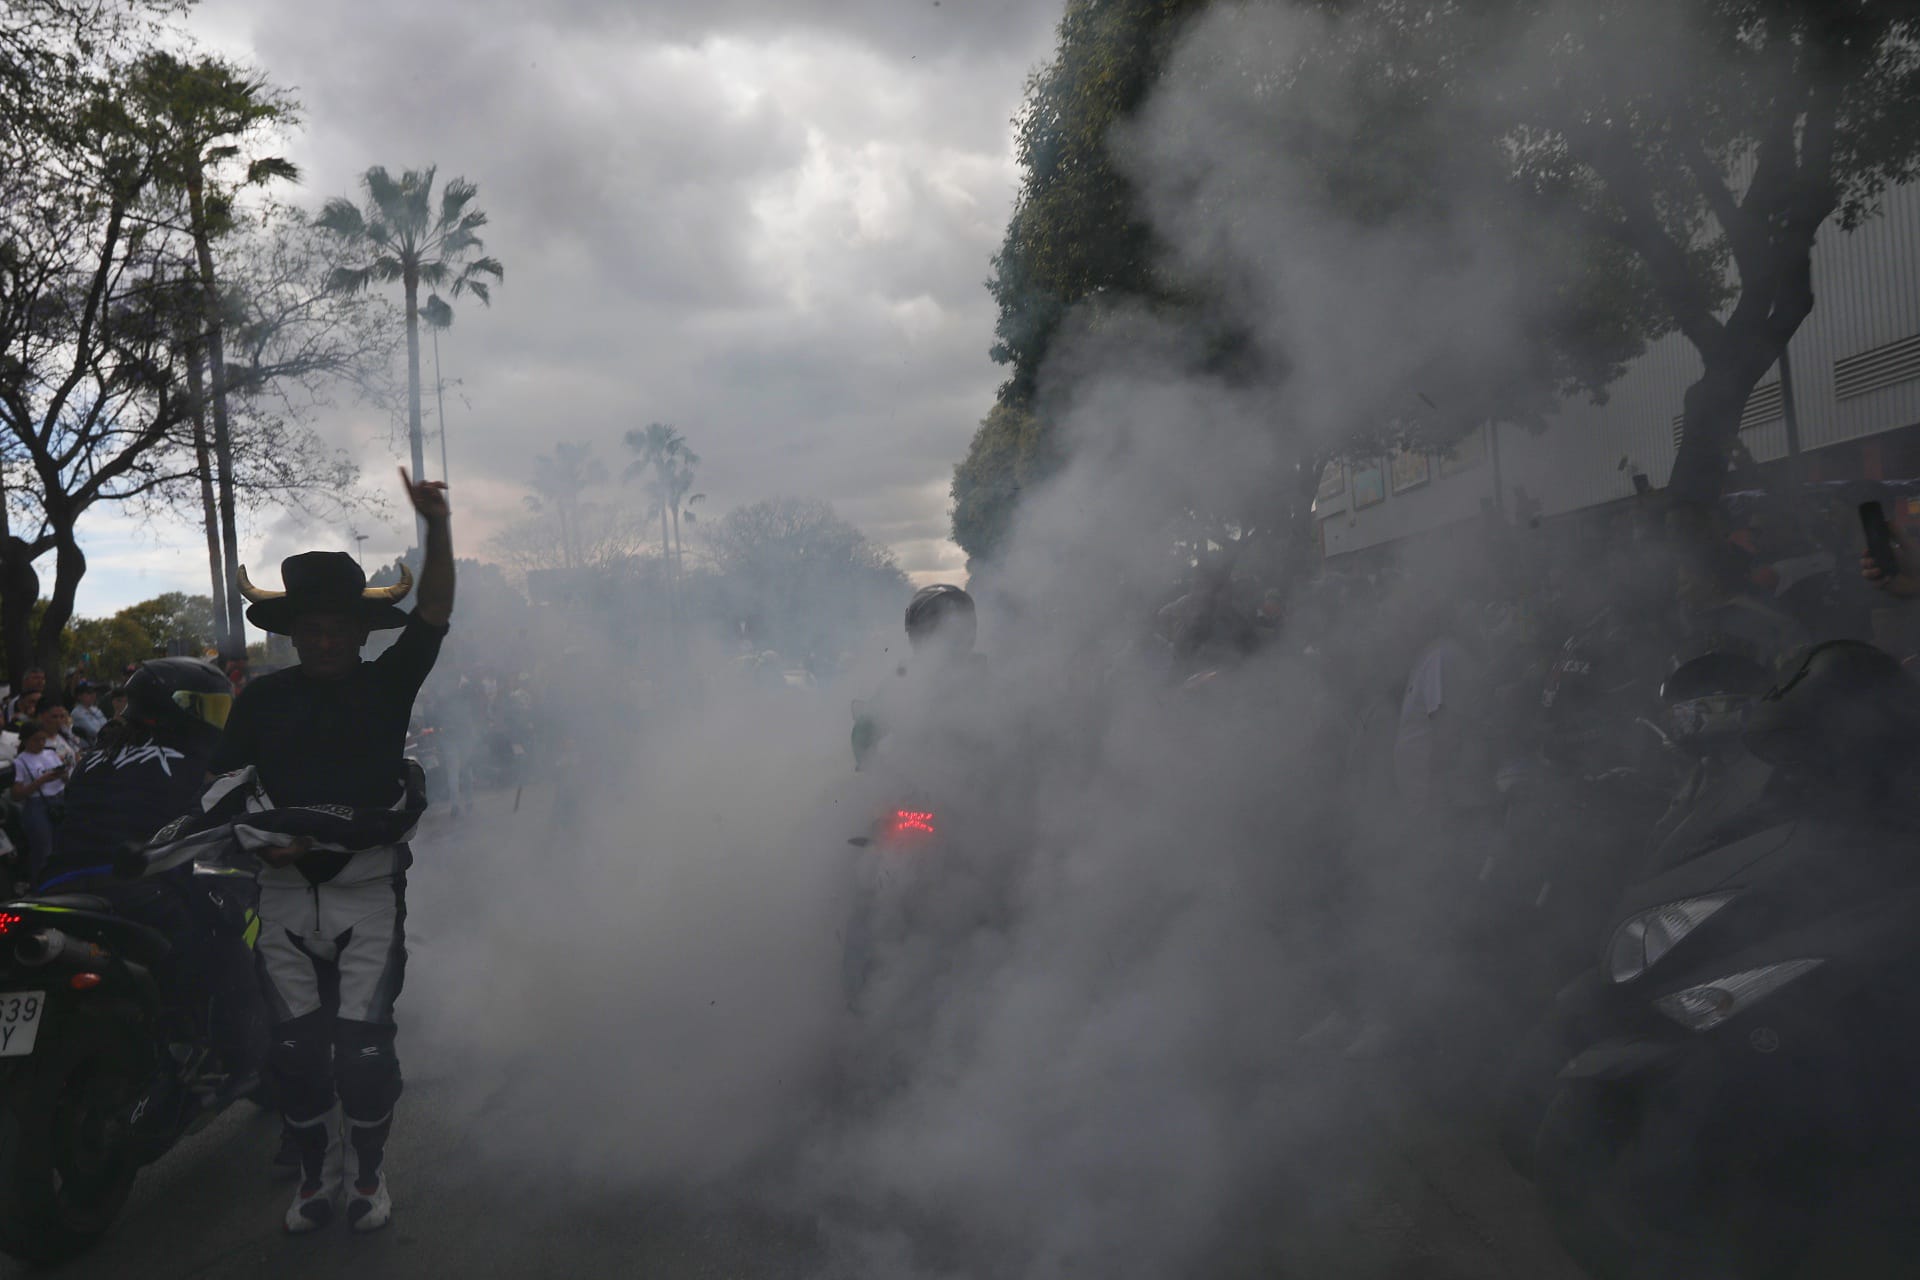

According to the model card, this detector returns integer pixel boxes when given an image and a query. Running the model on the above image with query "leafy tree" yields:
[62,591,217,680]
[951,403,1059,568]
[492,442,651,576]
[315,165,502,515]
[65,613,158,682]
[704,498,908,665]
[0,55,203,678]
[117,590,217,652]
[989,0,1211,407]
[1285,0,1920,514]
[956,1,1213,567]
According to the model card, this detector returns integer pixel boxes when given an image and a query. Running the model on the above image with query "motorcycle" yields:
[0,867,269,1264]
[840,793,946,1008]
[1506,791,1920,1279]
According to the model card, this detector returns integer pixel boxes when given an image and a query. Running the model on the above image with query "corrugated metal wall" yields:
[1325,182,1920,558]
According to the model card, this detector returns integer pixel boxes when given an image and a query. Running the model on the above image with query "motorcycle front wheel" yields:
[0,1003,145,1264]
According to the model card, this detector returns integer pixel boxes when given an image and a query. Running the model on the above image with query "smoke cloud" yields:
[397,3,1650,1276]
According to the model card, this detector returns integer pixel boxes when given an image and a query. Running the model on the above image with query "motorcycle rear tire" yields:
[0,1003,145,1265]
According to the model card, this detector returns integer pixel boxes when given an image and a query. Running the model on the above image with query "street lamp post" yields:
[353,533,368,568]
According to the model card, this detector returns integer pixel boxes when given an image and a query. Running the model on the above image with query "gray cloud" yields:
[188,0,1060,581]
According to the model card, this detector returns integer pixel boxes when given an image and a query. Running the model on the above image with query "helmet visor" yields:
[171,689,233,730]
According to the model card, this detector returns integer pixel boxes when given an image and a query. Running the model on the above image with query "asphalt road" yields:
[0,789,1592,1280]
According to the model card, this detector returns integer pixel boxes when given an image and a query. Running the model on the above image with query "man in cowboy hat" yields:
[213,469,453,1235]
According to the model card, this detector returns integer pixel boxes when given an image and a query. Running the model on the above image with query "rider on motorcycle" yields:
[852,583,982,770]
[35,659,243,1078]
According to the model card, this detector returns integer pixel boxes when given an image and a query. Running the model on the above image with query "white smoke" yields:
[398,4,1598,1276]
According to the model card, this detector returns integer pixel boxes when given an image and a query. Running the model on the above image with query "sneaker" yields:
[346,1173,391,1233]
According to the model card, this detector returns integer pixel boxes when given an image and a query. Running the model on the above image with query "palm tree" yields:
[423,292,454,484]
[622,423,698,583]
[315,166,502,532]
[128,52,299,654]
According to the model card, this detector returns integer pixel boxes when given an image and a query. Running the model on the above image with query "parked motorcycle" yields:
[0,868,268,1264]
[1509,641,1920,1279]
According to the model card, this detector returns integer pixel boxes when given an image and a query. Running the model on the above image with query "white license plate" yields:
[0,992,45,1057]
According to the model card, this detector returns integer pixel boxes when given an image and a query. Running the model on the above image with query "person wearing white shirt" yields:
[11,725,68,882]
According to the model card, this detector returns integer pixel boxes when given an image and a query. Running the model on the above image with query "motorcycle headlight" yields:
[1652,959,1825,1032]
[1607,893,1740,984]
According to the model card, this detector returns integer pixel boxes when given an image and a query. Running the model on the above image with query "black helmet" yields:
[1660,651,1772,747]
[122,658,232,741]
[904,584,976,651]
[1744,640,1920,779]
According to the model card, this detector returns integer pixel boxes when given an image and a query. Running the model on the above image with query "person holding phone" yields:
[10,724,66,881]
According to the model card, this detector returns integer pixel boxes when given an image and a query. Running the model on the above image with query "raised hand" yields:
[400,467,450,521]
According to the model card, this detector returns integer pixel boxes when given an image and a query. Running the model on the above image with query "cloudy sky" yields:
[77,0,1061,618]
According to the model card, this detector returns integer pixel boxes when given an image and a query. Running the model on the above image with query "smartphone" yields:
[1861,501,1900,578]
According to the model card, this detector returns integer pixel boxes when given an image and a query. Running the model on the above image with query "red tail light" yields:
[0,913,20,937]
[884,810,937,844]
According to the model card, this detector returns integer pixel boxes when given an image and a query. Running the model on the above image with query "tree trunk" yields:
[671,507,683,579]
[403,269,426,545]
[659,503,673,580]
[1666,353,1777,514]
[187,175,246,658]
[183,338,229,650]
[32,531,83,677]
[0,540,40,687]
[0,453,33,684]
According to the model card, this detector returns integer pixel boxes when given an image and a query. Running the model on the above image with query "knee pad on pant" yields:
[270,1011,334,1123]
[335,1019,403,1122]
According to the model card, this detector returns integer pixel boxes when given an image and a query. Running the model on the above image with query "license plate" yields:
[0,992,45,1057]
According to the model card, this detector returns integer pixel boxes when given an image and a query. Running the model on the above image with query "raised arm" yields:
[401,467,456,627]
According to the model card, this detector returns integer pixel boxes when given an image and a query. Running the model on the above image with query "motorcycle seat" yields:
[26,893,112,913]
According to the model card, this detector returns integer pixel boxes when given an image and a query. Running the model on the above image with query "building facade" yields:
[1317,181,1920,558]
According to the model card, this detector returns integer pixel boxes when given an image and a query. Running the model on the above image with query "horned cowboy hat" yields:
[237,552,414,635]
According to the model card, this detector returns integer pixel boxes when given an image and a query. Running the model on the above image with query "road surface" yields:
[1,790,1590,1279]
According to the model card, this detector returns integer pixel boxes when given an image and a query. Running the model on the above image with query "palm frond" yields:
[325,264,375,295]
[246,155,300,186]
[422,294,454,329]
[313,198,366,239]
[461,280,490,305]
[463,255,504,282]
[362,165,403,214]
[438,176,479,230]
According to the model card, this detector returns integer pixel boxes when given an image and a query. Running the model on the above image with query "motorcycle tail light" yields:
[883,810,936,845]
[69,972,102,991]
[0,913,19,937]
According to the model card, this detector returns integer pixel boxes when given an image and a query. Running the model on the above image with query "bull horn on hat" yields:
[235,561,414,603]
[363,562,414,602]
[235,565,284,603]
